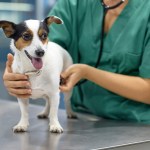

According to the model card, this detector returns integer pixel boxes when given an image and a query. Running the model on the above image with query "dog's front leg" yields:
[13,98,29,132]
[49,93,63,133]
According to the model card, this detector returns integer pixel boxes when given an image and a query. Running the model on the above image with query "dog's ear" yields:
[0,21,16,38]
[44,16,63,26]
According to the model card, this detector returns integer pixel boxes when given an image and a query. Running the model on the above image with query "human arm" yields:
[60,64,150,104]
[3,53,31,99]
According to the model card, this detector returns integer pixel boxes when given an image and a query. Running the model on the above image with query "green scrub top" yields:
[48,0,150,122]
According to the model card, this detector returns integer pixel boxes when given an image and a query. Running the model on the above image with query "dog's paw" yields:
[67,112,77,119]
[49,124,63,133]
[37,113,49,119]
[13,125,28,133]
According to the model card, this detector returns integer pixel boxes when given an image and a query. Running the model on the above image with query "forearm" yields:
[84,65,150,104]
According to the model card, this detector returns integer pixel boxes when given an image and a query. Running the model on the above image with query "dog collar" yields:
[25,70,42,76]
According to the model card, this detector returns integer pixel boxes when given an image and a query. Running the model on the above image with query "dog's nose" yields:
[35,49,45,57]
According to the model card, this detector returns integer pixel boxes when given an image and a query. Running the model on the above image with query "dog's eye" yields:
[40,32,47,40]
[22,33,32,41]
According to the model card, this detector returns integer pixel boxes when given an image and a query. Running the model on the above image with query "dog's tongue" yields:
[31,58,43,70]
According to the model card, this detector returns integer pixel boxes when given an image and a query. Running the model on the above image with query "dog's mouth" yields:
[24,50,43,70]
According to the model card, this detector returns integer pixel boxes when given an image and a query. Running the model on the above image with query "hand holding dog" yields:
[3,53,31,99]
[60,64,88,92]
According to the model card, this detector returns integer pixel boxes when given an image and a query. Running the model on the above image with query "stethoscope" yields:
[74,0,126,86]
[60,0,126,86]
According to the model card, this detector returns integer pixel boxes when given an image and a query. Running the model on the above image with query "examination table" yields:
[1,99,150,150]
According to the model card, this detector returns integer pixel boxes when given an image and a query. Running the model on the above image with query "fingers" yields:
[3,54,31,99]
[8,88,31,95]
[59,69,72,91]
[60,64,87,92]
[4,78,31,99]
[9,92,31,99]
[5,80,31,99]
[6,53,14,73]
[59,74,79,92]
[7,86,31,99]
[4,80,30,88]
[3,73,28,81]
[60,69,71,79]
[4,77,31,97]
[59,79,73,92]
[3,64,31,99]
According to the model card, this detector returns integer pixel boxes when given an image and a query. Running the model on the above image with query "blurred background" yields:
[0,0,66,108]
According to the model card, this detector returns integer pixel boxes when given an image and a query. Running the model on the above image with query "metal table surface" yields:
[1,99,150,150]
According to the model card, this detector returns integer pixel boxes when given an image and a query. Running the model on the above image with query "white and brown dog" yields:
[0,16,76,133]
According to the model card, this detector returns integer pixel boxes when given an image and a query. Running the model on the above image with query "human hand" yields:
[59,64,88,92]
[3,53,31,99]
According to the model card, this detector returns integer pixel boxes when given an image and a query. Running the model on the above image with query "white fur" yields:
[11,20,76,133]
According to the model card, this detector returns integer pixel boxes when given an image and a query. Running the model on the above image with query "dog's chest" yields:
[30,89,45,99]
[29,76,46,99]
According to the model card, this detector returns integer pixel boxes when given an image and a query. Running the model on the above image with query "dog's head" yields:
[0,16,63,70]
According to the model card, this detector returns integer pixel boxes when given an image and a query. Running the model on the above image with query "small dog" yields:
[0,16,76,133]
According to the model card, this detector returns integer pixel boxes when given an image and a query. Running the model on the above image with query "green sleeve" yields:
[139,19,150,78]
[48,0,74,50]
[47,0,79,63]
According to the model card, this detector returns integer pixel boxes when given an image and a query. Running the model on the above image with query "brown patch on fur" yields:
[38,28,48,44]
[45,16,62,26]
[15,30,33,51]
[0,21,15,37]
[44,38,49,45]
